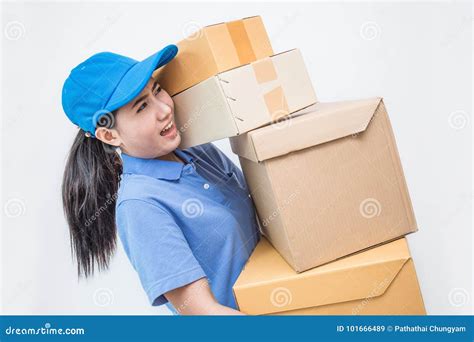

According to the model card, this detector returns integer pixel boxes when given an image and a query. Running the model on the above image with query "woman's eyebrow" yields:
[132,80,159,109]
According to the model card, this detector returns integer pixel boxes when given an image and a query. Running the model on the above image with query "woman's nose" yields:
[154,100,172,120]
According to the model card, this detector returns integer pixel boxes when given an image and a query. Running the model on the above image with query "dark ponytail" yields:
[62,112,123,278]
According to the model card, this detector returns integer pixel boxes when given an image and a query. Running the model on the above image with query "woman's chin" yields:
[172,132,181,148]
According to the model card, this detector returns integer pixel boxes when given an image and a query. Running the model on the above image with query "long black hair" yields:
[62,111,123,278]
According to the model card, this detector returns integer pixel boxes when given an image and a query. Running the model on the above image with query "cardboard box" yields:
[173,49,317,148]
[153,16,273,96]
[230,98,417,272]
[233,236,426,315]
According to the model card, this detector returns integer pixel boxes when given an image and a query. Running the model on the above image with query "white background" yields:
[1,1,472,315]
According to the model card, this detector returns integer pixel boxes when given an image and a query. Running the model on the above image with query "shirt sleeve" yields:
[116,199,207,307]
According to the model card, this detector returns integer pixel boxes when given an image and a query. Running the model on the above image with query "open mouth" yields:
[160,121,175,136]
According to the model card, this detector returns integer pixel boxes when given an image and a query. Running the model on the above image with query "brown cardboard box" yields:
[153,16,273,96]
[233,236,426,315]
[173,49,317,148]
[230,98,417,272]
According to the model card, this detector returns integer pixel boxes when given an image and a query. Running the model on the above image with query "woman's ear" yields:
[95,127,122,147]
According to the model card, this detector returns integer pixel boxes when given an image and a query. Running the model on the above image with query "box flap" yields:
[233,237,411,315]
[230,97,382,162]
[219,49,317,135]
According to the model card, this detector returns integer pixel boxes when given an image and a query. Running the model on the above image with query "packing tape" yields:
[251,57,289,120]
[226,20,256,65]
[264,86,290,121]
[251,57,277,84]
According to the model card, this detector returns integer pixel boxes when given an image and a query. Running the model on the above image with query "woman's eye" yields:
[137,102,147,113]
[154,86,162,96]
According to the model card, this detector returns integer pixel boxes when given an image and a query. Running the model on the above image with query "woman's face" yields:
[96,77,180,158]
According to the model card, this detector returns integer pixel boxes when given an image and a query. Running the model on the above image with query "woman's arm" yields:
[164,278,245,315]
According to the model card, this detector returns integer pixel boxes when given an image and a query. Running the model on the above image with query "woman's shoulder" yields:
[115,173,162,209]
[186,142,220,159]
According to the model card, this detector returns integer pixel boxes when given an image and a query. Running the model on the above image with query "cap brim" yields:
[104,44,178,112]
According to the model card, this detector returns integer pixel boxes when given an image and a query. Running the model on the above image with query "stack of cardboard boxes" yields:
[154,16,316,147]
[155,16,425,315]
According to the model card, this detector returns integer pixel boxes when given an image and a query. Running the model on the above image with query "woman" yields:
[61,44,260,315]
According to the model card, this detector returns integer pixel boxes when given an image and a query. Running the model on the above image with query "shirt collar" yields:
[121,148,194,181]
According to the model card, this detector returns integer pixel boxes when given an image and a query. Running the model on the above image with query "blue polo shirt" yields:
[115,143,260,314]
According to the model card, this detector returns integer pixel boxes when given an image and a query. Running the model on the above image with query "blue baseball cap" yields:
[61,44,178,137]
